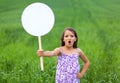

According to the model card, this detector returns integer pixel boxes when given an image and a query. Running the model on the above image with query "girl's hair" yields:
[61,27,78,48]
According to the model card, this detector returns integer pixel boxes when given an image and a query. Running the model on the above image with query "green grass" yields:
[0,0,120,83]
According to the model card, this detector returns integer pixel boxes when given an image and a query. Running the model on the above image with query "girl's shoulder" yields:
[76,48,82,52]
[76,48,86,58]
[76,48,84,54]
[53,47,63,55]
[54,47,63,51]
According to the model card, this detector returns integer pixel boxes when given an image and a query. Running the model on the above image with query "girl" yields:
[37,27,90,83]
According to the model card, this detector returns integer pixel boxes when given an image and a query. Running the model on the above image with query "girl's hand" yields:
[76,72,83,78]
[37,49,44,57]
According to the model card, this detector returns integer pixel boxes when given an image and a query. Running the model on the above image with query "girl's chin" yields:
[66,44,73,48]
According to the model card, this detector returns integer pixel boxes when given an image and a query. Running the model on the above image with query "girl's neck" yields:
[62,46,76,54]
[63,46,74,50]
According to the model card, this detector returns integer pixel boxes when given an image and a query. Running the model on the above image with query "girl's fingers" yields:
[37,50,43,56]
[76,73,83,78]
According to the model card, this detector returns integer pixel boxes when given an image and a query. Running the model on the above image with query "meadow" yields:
[0,0,120,83]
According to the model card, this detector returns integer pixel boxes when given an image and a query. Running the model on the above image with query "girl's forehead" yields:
[64,30,74,35]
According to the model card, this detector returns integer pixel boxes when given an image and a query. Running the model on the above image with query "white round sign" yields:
[21,3,55,36]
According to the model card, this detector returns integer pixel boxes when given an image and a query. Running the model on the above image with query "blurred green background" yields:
[0,0,120,83]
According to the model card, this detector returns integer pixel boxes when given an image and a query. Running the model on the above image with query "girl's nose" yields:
[68,36,71,39]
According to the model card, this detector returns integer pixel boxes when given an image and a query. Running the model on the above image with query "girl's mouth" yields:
[68,41,71,44]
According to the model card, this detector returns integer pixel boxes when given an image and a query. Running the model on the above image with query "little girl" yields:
[37,27,90,83]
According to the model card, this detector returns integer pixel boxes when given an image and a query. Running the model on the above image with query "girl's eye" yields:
[71,35,74,37]
[65,35,68,37]
[64,35,74,38]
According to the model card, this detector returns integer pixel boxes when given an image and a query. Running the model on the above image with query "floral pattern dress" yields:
[56,49,80,83]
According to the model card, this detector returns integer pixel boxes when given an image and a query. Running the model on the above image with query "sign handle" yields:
[38,36,44,71]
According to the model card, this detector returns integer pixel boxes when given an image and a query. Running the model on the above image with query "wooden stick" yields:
[38,36,44,71]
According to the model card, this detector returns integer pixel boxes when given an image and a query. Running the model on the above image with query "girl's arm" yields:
[37,47,61,57]
[77,48,90,78]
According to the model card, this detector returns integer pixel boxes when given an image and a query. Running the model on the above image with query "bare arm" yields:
[77,48,90,78]
[37,47,61,57]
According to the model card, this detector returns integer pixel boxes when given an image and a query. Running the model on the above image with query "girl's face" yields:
[63,30,77,48]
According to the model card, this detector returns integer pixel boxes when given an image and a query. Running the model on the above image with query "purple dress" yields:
[56,49,80,83]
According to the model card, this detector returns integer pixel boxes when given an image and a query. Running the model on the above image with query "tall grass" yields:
[0,0,120,83]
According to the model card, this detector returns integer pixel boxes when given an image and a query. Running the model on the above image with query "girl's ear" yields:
[63,39,65,43]
[74,37,77,42]
[62,38,65,43]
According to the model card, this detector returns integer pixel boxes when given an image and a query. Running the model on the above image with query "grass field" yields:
[0,0,120,83]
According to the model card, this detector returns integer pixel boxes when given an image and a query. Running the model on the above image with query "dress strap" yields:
[76,48,79,54]
[59,47,64,54]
